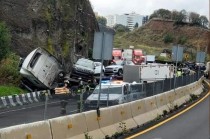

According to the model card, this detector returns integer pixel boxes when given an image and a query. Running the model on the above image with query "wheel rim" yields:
[119,70,123,75]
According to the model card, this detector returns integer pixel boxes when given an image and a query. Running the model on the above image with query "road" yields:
[0,98,78,128]
[129,95,210,139]
[0,92,209,139]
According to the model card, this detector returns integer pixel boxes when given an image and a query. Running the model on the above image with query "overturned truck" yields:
[19,47,97,91]
[19,47,65,91]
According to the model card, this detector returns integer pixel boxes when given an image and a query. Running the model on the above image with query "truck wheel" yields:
[118,69,123,76]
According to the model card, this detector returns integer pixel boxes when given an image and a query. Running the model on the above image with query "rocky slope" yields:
[0,0,98,72]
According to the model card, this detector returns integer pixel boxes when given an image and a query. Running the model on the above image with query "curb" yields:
[0,90,52,109]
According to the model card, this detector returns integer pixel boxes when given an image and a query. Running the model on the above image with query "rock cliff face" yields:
[0,0,98,72]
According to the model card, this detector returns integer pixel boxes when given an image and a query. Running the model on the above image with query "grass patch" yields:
[0,85,27,97]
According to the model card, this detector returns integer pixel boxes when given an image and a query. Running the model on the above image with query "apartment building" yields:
[106,12,145,30]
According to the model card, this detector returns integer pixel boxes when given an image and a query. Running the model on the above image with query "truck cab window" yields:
[30,53,41,68]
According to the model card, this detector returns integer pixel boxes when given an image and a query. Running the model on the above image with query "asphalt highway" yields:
[128,95,210,139]
[0,98,78,128]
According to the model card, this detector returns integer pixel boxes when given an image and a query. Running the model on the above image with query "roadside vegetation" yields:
[0,21,26,96]
[113,8,209,61]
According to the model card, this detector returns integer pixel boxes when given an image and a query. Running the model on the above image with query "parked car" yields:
[104,60,134,76]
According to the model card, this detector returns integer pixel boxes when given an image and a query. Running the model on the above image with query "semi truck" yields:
[132,49,145,65]
[123,64,174,83]
[112,48,122,62]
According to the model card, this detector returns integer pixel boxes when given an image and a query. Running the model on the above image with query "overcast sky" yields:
[89,0,209,19]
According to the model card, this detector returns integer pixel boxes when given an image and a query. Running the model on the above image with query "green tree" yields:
[149,9,171,20]
[113,24,130,32]
[174,9,187,24]
[171,10,179,20]
[189,12,200,26]
[96,16,107,26]
[199,15,208,28]
[0,22,11,60]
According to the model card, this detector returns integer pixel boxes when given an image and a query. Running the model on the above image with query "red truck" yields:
[112,48,122,62]
[132,49,145,65]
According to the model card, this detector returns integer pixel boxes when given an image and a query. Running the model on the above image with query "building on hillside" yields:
[106,12,145,30]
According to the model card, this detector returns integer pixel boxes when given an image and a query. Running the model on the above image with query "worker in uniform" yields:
[54,80,70,115]
[176,68,182,77]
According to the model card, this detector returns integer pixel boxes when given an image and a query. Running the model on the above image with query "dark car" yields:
[184,61,196,70]
[70,58,95,82]
[195,63,206,71]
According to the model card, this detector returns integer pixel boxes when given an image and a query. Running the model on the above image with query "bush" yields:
[0,22,11,60]
[178,36,187,44]
[0,53,21,85]
[163,34,174,43]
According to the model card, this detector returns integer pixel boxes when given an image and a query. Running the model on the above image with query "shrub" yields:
[0,22,11,60]
[0,53,21,85]
[163,110,168,116]
[163,34,174,43]
[178,36,187,44]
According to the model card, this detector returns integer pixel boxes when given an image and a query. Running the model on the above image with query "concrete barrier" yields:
[84,110,105,139]
[0,121,52,139]
[174,87,187,106]
[98,107,118,137]
[193,81,203,95]
[130,99,148,125]
[165,90,176,110]
[118,103,138,129]
[0,78,204,139]
[49,113,88,139]
[155,93,169,115]
[144,96,159,121]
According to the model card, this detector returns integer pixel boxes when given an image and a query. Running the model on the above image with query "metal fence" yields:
[81,72,203,111]
[0,72,203,129]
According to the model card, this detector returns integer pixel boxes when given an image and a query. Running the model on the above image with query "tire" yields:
[70,86,78,97]
[118,69,123,76]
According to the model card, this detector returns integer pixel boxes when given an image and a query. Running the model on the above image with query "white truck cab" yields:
[84,80,144,109]
[20,47,64,91]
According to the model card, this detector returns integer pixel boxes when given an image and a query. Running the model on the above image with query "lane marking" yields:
[127,83,210,139]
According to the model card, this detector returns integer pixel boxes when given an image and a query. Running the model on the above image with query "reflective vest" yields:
[176,71,182,77]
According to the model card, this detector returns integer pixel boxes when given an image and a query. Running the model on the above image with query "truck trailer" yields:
[123,64,174,83]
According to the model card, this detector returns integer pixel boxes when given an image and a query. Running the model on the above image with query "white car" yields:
[104,60,134,76]
[94,62,105,75]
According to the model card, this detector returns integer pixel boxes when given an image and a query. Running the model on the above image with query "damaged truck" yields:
[19,47,98,91]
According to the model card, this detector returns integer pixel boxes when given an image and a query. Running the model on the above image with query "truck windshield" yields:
[93,85,122,94]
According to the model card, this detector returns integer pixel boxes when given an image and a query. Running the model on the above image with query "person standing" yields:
[54,80,70,115]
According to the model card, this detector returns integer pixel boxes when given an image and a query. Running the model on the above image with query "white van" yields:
[20,47,64,90]
[84,80,144,109]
